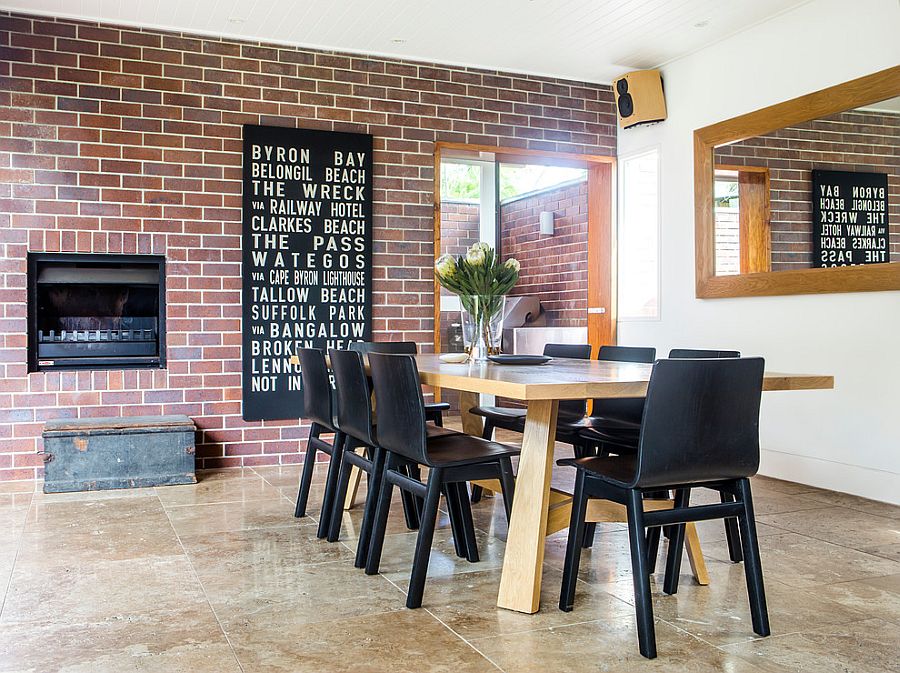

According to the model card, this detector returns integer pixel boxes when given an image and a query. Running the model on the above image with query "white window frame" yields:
[439,158,496,313]
[616,145,662,322]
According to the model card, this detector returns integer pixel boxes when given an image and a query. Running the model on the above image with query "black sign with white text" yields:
[812,169,889,268]
[242,125,373,421]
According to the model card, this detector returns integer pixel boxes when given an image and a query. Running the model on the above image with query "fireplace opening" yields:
[28,253,166,371]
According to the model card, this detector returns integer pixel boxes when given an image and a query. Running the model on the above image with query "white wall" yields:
[617,0,900,504]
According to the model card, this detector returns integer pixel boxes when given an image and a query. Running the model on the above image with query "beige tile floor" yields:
[0,428,898,672]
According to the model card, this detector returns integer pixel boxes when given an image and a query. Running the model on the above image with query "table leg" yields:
[497,398,559,613]
[343,453,364,510]
[458,391,483,436]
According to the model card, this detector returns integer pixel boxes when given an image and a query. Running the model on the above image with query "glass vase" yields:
[459,295,506,362]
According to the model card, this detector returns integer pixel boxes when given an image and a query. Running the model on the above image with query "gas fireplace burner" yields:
[28,253,166,371]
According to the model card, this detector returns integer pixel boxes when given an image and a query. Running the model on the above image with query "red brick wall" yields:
[500,180,588,326]
[439,200,480,257]
[714,109,900,271]
[0,12,616,481]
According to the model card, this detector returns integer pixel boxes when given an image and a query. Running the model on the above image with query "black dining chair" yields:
[470,342,593,439]
[546,345,656,547]
[325,348,476,567]
[349,341,450,426]
[294,348,345,540]
[577,348,742,557]
[554,345,657,450]
[468,342,592,503]
[558,357,770,659]
[364,352,519,609]
[350,340,450,530]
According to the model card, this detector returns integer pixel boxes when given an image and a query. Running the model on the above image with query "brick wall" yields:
[500,179,588,326]
[439,200,480,257]
[714,109,900,271]
[0,12,616,481]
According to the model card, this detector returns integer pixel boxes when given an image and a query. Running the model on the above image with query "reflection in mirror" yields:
[712,96,899,276]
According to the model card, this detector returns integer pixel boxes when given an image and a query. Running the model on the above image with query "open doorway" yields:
[433,144,616,357]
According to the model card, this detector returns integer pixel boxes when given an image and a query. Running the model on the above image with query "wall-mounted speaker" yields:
[612,69,667,129]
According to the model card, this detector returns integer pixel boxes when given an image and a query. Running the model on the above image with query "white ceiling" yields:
[3,0,814,83]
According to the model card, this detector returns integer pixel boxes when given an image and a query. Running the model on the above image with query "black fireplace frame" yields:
[27,252,167,372]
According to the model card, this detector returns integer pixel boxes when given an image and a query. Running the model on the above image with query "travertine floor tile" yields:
[182,523,355,571]
[411,566,634,639]
[2,555,207,625]
[227,608,499,673]
[703,532,900,588]
[25,495,170,535]
[164,497,308,536]
[0,606,241,673]
[721,617,900,673]
[15,523,183,569]
[155,474,281,507]
[471,615,769,673]
[759,506,900,550]
[375,525,506,580]
[593,562,868,646]
[207,559,410,631]
[814,573,900,625]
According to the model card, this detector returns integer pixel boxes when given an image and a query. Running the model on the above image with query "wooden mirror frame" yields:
[694,66,900,298]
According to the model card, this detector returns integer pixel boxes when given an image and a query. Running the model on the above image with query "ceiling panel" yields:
[1,0,813,82]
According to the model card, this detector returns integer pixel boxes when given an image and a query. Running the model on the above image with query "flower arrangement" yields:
[435,242,520,360]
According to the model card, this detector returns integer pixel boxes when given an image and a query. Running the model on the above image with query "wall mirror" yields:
[695,66,900,297]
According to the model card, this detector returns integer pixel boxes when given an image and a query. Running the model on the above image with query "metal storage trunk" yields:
[42,415,197,493]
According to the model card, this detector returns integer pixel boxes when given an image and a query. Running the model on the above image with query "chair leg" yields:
[662,488,691,595]
[294,424,320,518]
[497,456,516,522]
[582,522,598,548]
[559,469,589,612]
[407,467,444,609]
[399,464,421,530]
[365,455,397,576]
[453,482,479,563]
[443,483,468,559]
[722,490,744,563]
[433,410,443,427]
[626,488,657,659]
[470,421,495,504]
[736,478,770,637]
[325,437,356,542]
[354,447,386,569]
[315,431,344,539]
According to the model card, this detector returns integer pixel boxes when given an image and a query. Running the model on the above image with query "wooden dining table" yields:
[412,353,834,614]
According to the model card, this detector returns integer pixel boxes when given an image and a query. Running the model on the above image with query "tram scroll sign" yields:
[241,124,373,421]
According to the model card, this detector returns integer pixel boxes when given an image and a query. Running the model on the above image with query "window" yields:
[618,148,660,320]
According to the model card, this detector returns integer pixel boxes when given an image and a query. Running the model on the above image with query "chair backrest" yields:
[544,343,592,417]
[669,348,740,359]
[350,341,418,356]
[299,348,333,429]
[598,345,657,363]
[543,343,592,359]
[591,345,657,423]
[368,353,429,464]
[329,348,376,446]
[633,357,765,488]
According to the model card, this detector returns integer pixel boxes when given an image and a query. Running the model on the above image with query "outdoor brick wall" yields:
[439,200,480,257]
[0,12,616,481]
[714,109,900,271]
[500,179,589,326]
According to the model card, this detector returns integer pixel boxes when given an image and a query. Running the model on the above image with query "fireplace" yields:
[28,253,166,371]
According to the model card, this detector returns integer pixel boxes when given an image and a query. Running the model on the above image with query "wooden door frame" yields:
[433,142,617,360]
[715,164,771,274]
